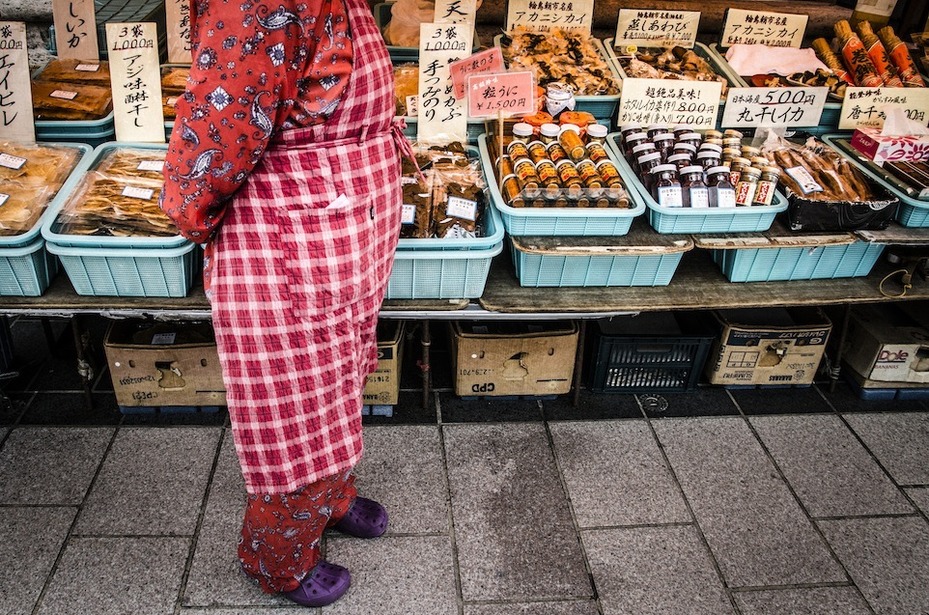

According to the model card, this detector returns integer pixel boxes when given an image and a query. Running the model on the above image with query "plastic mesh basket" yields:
[712,241,885,282]
[0,238,59,297]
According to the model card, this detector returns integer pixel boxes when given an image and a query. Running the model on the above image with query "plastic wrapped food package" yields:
[32,81,113,121]
[0,183,55,236]
[622,46,729,95]
[94,148,167,185]
[0,141,80,187]
[394,64,418,116]
[383,0,482,47]
[55,172,177,237]
[35,58,111,86]
[161,66,190,93]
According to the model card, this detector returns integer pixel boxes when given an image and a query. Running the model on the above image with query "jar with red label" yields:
[535,159,562,199]
[752,166,781,206]
[527,140,550,165]
[546,141,569,164]
[555,159,584,199]
[586,141,610,164]
[735,166,761,206]
[559,125,587,162]
[513,157,542,198]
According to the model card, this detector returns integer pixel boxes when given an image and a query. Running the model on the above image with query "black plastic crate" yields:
[588,314,715,393]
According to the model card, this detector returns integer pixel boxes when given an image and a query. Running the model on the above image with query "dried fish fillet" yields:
[56,172,177,237]
[95,148,167,185]
[32,81,113,121]
[35,58,111,86]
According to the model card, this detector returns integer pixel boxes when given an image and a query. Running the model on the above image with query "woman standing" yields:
[160,0,406,606]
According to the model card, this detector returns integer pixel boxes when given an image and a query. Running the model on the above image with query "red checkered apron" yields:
[210,0,404,494]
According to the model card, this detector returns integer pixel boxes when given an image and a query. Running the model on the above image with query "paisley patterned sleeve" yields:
[161,0,352,242]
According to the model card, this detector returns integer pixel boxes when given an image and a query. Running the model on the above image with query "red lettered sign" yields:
[449,48,504,99]
[467,71,536,118]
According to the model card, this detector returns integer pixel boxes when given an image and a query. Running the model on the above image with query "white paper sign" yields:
[166,0,193,64]
[0,193,9,207]
[618,78,722,129]
[506,0,594,33]
[721,87,828,128]
[137,159,164,171]
[417,23,469,146]
[0,153,27,170]
[614,9,701,50]
[839,86,929,129]
[0,22,35,142]
[52,0,98,60]
[434,0,477,24]
[720,9,807,48]
[107,22,166,143]
[121,185,155,200]
[446,195,478,221]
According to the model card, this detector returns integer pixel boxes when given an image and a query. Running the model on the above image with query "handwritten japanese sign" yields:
[467,71,535,117]
[720,9,807,49]
[721,87,827,128]
[450,48,504,99]
[434,0,477,24]
[166,0,192,64]
[506,0,594,34]
[0,22,34,142]
[52,0,98,60]
[618,78,721,128]
[839,86,929,130]
[614,9,701,50]
[106,22,165,142]
[417,23,469,145]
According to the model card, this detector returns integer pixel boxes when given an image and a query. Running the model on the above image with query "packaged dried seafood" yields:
[163,94,180,120]
[94,147,167,185]
[0,182,55,236]
[621,46,728,95]
[394,63,419,116]
[400,157,434,239]
[55,172,177,237]
[160,65,190,94]
[32,81,113,121]
[0,140,80,189]
[35,58,111,86]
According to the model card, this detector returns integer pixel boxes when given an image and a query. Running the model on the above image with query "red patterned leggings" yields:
[238,472,357,593]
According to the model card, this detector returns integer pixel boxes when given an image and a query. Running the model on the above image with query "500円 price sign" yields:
[618,78,721,128]
[721,87,827,128]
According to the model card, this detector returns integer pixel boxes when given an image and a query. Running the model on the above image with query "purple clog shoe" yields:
[283,560,351,607]
[332,496,389,538]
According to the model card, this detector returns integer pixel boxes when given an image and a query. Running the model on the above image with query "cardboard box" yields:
[362,321,405,406]
[105,320,226,408]
[851,127,929,164]
[451,321,578,396]
[706,308,832,386]
[842,304,929,384]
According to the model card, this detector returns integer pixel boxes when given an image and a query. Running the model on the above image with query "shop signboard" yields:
[721,86,828,128]
[720,8,808,48]
[107,22,166,142]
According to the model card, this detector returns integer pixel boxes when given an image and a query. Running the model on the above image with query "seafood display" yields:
[55,173,176,237]
[619,46,729,95]
[32,81,113,121]
[0,141,82,236]
[762,135,878,202]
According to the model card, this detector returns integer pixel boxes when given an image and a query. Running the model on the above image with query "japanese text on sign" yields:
[720,9,807,48]
[166,0,192,64]
[618,78,721,128]
[450,48,504,99]
[506,0,594,33]
[467,71,535,117]
[106,22,165,142]
[417,23,469,145]
[0,22,35,142]
[839,86,929,129]
[434,0,477,24]
[721,87,827,128]
[52,0,98,60]
[614,10,701,50]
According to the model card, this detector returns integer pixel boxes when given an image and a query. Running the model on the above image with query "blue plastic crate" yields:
[479,134,646,236]
[46,241,199,297]
[711,241,885,282]
[386,240,502,299]
[0,237,59,297]
[607,134,788,233]
[35,112,116,147]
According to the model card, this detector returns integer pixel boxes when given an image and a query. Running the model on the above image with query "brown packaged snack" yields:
[400,170,434,239]
[95,147,167,185]
[163,94,180,120]
[32,81,113,121]
[56,172,177,237]
[0,183,55,236]
[763,135,875,202]
[35,58,111,86]
[393,64,418,116]
[0,141,80,189]
[161,66,190,94]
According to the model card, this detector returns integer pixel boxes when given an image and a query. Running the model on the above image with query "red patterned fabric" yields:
[239,471,357,593]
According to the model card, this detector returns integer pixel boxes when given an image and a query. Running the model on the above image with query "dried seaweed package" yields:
[400,167,434,239]
[0,141,80,191]
[35,58,111,86]
[32,81,113,121]
[95,148,167,185]
[0,181,55,236]
[431,164,486,239]
[161,66,190,94]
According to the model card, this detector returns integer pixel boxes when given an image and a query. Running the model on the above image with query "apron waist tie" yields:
[391,118,427,185]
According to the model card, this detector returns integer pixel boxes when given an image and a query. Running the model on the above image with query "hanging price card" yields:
[417,23,469,145]
[614,9,701,50]
[52,0,98,60]
[467,71,535,117]
[450,48,504,99]
[618,78,721,128]
[839,86,929,129]
[0,22,35,142]
[721,87,828,128]
[506,0,594,34]
[166,0,193,64]
[720,9,807,48]
[107,22,166,142]
[434,0,477,24]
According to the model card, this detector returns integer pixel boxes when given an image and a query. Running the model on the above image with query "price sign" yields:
[0,22,35,142]
[506,0,594,33]
[166,0,192,64]
[52,0,98,60]
[467,71,535,117]
[721,87,828,128]
[839,86,929,129]
[107,22,166,142]
[614,9,701,50]
[450,48,504,99]
[434,0,477,24]
[720,9,807,48]
[618,78,721,129]
[417,23,469,145]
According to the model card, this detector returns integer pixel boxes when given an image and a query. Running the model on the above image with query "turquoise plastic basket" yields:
[821,134,929,228]
[478,134,646,236]
[374,2,479,62]
[35,112,116,147]
[401,118,486,145]
[0,237,60,297]
[46,241,199,297]
[712,241,885,282]
[387,241,503,299]
[606,134,788,233]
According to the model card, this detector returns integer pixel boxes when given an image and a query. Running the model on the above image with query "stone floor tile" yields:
[543,391,642,421]
[733,587,872,615]
[844,413,929,485]
[751,415,912,517]
[443,423,591,601]
[0,427,113,504]
[76,427,221,535]
[819,516,929,615]
[584,526,735,615]
[18,392,121,426]
[36,537,188,615]
[0,507,76,615]
[549,420,689,527]
[440,392,543,423]
[905,487,929,516]
[324,536,456,615]
[464,601,600,615]
[352,425,449,535]
[730,387,833,415]
[0,392,27,425]
[362,391,437,426]
[120,409,229,427]
[180,609,313,615]
[653,418,844,587]
[637,387,739,419]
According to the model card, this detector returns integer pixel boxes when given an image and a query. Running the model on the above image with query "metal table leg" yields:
[71,315,95,410]
[573,320,586,407]
[420,320,431,410]
[829,303,852,393]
